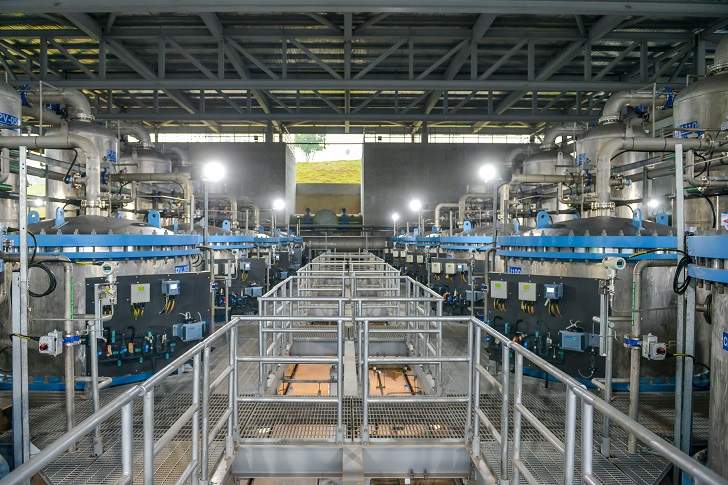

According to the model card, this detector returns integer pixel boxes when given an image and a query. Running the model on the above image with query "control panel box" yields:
[445,263,456,274]
[244,286,264,298]
[544,283,563,300]
[490,280,508,300]
[38,330,63,357]
[560,330,587,352]
[416,255,424,264]
[173,321,206,342]
[465,290,485,302]
[518,282,537,302]
[456,263,468,273]
[130,283,151,304]
[392,250,400,258]
[161,280,181,296]
[431,262,442,274]
[642,334,667,360]
[406,254,414,263]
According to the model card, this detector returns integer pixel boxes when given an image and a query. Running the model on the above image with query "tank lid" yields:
[521,216,674,237]
[30,215,175,235]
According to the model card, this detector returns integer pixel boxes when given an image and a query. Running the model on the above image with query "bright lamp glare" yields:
[203,161,225,182]
[392,213,400,222]
[272,199,285,211]
[648,199,660,209]
[32,198,44,207]
[409,199,422,211]
[479,164,497,182]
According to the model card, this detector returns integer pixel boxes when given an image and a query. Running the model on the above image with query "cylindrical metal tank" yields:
[312,209,339,225]
[673,36,728,230]
[708,290,728,479]
[576,123,647,217]
[45,121,119,218]
[118,145,172,175]
[501,217,687,381]
[0,83,22,225]
[0,215,198,379]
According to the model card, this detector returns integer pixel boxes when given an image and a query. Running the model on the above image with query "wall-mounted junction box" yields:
[130,283,151,304]
[406,254,414,263]
[431,262,442,274]
[445,263,456,274]
[161,280,181,296]
[490,281,508,299]
[518,282,537,302]
[392,250,400,258]
[544,283,563,300]
[244,286,263,298]
[560,330,587,352]
[416,255,424,264]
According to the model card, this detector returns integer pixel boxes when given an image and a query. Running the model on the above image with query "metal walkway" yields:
[1,326,710,484]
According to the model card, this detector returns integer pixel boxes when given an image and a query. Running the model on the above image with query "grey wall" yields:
[187,142,295,219]
[362,143,515,226]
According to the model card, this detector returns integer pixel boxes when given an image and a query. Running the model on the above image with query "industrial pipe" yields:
[628,259,676,453]
[510,173,574,184]
[106,172,194,231]
[21,105,63,125]
[434,203,458,232]
[25,88,92,119]
[599,90,670,124]
[1,253,75,446]
[0,135,101,215]
[458,193,490,225]
[504,144,535,166]
[305,236,388,252]
[111,122,152,146]
[541,123,586,149]
[207,193,238,229]
[239,203,260,230]
[595,137,717,209]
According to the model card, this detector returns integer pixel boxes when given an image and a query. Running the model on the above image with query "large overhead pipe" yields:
[106,172,194,231]
[510,173,575,184]
[599,89,671,125]
[541,123,586,149]
[504,144,536,167]
[434,203,458,229]
[206,193,238,229]
[0,135,101,215]
[239,203,260,230]
[595,137,719,210]
[458,193,490,225]
[21,105,63,125]
[111,122,152,146]
[24,88,92,119]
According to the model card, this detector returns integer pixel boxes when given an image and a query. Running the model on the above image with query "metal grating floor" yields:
[0,323,710,484]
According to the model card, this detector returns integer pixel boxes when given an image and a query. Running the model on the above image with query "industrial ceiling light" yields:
[272,199,285,211]
[391,213,400,222]
[409,199,422,211]
[202,161,225,182]
[648,198,661,209]
[479,164,498,182]
[32,198,44,207]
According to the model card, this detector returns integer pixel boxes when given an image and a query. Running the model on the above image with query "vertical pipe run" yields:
[91,287,103,456]
[226,326,235,459]
[362,320,370,443]
[674,144,685,452]
[63,264,75,450]
[337,319,344,443]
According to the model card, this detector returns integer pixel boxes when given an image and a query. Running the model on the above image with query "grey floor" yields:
[0,322,708,484]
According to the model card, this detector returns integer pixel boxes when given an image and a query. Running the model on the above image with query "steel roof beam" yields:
[4,1,728,16]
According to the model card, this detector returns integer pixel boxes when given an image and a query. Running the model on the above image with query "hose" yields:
[28,262,57,298]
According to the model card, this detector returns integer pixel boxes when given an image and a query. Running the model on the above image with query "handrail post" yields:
[564,387,578,485]
[143,389,154,485]
[513,352,523,485]
[581,400,595,485]
[500,341,510,484]
[200,345,211,482]
[466,318,474,443]
[120,401,133,485]
[336,319,344,443]
[191,352,201,485]
[226,326,236,459]
[472,323,482,455]
[362,320,370,444]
